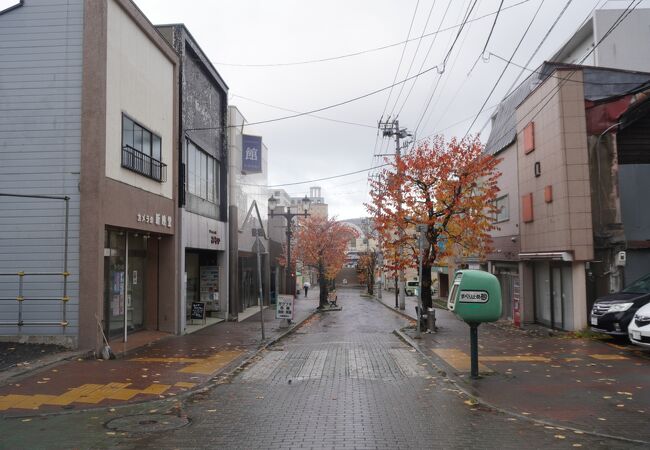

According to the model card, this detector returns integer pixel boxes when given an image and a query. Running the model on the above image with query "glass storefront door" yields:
[104,230,147,339]
[534,261,572,330]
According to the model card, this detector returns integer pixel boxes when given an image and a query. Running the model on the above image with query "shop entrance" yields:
[103,230,149,340]
[185,249,221,319]
[533,261,573,330]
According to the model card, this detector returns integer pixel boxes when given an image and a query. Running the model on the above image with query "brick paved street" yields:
[0,289,645,449]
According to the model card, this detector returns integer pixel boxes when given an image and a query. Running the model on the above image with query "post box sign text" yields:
[459,290,489,303]
[137,213,172,228]
[242,134,262,173]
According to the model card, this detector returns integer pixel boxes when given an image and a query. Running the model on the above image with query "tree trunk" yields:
[421,263,433,309]
[318,260,328,309]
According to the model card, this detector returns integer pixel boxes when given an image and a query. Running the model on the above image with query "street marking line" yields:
[0,383,171,411]
[432,349,492,373]
[296,350,327,380]
[389,349,429,378]
[242,351,287,381]
[349,348,375,380]
[589,354,628,361]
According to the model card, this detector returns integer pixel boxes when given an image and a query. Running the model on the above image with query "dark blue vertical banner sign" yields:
[242,134,263,173]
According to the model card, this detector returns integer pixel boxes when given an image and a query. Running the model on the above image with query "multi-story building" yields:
[486,65,650,331]
[157,24,229,333]
[227,106,271,320]
[486,8,650,331]
[0,0,180,350]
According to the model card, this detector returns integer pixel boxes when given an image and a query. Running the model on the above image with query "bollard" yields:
[427,307,436,331]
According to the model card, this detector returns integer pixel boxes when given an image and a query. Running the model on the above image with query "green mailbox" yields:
[447,270,502,322]
[447,270,503,379]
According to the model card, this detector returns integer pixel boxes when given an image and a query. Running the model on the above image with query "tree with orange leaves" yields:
[356,251,377,295]
[367,135,501,309]
[295,216,358,308]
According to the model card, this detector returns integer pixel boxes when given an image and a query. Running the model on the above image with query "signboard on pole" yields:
[276,294,294,320]
[242,134,262,173]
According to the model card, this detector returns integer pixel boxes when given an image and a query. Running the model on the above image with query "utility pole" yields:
[378,118,411,311]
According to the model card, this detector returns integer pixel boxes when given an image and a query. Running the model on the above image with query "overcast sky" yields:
[134,0,646,220]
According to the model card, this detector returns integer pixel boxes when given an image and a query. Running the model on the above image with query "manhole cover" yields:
[105,414,190,433]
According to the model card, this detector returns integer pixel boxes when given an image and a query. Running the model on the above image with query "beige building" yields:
[0,0,180,351]
[486,63,650,331]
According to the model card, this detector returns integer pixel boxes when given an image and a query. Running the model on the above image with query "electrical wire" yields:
[213,0,534,68]
[413,0,479,136]
[462,0,545,138]
[502,0,574,96]
[388,0,438,117]
[381,0,421,119]
[231,93,375,128]
[395,0,454,118]
[481,0,642,150]
[185,50,460,133]
[266,163,392,188]
[467,0,504,76]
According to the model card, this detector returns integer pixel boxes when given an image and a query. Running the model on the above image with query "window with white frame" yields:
[493,194,509,223]
[187,140,219,203]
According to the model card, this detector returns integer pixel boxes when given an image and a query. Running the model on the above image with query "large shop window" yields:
[187,140,219,204]
[122,115,167,182]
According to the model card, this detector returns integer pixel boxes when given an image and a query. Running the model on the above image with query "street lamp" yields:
[268,194,311,298]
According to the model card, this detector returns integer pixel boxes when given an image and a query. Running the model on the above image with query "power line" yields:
[381,0,421,119]
[266,163,391,188]
[462,0,546,138]
[395,0,452,118]
[186,51,456,133]
[231,93,375,128]
[414,0,479,136]
[482,0,642,150]
[502,0,575,96]
[212,0,534,68]
[388,0,438,117]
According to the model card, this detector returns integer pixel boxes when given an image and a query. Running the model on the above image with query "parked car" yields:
[628,302,650,348]
[406,280,419,297]
[590,273,650,336]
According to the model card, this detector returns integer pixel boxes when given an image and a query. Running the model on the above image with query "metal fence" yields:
[0,193,70,332]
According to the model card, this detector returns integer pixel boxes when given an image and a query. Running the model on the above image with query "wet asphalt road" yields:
[0,289,644,449]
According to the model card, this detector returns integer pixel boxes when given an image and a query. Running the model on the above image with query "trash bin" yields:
[427,307,436,331]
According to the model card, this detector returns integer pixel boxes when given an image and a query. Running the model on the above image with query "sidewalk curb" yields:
[0,308,319,420]
[393,328,650,447]
[371,295,416,322]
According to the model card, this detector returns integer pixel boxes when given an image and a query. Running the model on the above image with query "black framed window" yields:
[121,114,166,182]
[186,139,219,204]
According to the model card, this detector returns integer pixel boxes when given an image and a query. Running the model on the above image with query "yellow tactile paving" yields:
[481,355,551,363]
[432,349,492,373]
[130,350,244,375]
[589,354,628,361]
[174,382,197,388]
[0,382,171,411]
[131,357,203,363]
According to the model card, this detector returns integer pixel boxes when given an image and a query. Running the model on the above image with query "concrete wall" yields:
[594,9,650,72]
[516,70,593,262]
[105,0,174,199]
[0,0,83,345]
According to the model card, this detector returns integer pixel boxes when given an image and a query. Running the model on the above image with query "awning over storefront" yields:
[518,252,573,261]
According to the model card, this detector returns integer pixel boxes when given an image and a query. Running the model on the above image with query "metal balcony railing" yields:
[121,145,167,182]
